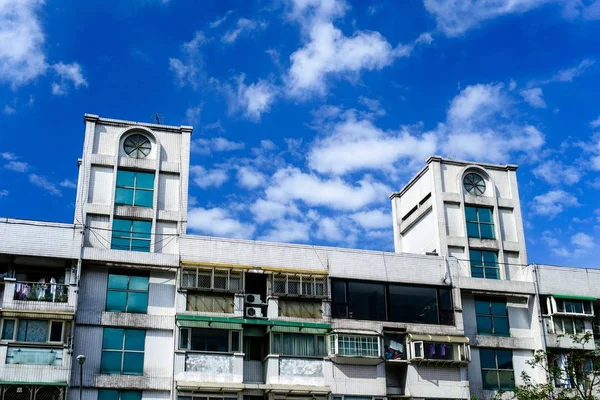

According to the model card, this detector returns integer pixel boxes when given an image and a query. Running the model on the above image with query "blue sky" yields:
[1,0,599,267]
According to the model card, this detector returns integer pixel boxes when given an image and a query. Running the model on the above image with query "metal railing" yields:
[13,281,69,303]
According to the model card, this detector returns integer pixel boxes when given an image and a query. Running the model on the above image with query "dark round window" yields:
[123,134,151,159]
[463,173,486,196]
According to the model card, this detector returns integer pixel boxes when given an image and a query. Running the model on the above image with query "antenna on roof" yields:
[154,113,161,125]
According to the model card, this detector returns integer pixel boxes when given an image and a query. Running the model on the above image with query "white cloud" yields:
[508,79,517,91]
[285,0,429,98]
[531,189,579,218]
[185,105,202,126]
[210,10,234,28]
[545,59,594,83]
[440,83,545,162]
[190,165,229,189]
[259,219,311,243]
[226,75,277,122]
[308,113,436,175]
[29,174,61,196]
[222,18,267,44]
[350,209,390,229]
[265,167,390,211]
[169,31,205,88]
[316,217,344,242]
[192,137,244,155]
[0,0,47,88]
[237,166,266,189]
[0,189,8,197]
[204,120,225,132]
[532,159,581,185]
[188,207,255,239]
[358,96,386,116]
[590,115,600,129]
[520,87,546,108]
[1,152,16,160]
[250,199,291,223]
[571,232,595,249]
[3,105,16,115]
[59,179,77,189]
[51,62,87,95]
[4,160,28,172]
[423,0,549,36]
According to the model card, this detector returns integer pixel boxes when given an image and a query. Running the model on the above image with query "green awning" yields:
[0,382,67,386]
[176,314,330,330]
[269,325,329,334]
[177,320,243,330]
[553,294,596,301]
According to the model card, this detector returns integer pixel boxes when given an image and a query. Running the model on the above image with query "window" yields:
[272,333,326,357]
[115,170,154,208]
[331,279,454,325]
[480,349,515,390]
[123,134,151,159]
[555,299,593,315]
[177,396,238,400]
[465,206,495,239]
[99,390,142,400]
[106,271,149,313]
[111,219,151,252]
[463,172,486,196]
[552,317,586,335]
[470,250,499,279]
[181,267,244,292]
[383,333,406,361]
[329,335,380,357]
[1,319,65,343]
[100,328,145,375]
[186,293,234,313]
[279,300,323,319]
[272,273,328,297]
[475,298,510,336]
[179,328,241,353]
[410,341,470,362]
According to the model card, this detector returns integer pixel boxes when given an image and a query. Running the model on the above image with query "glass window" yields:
[179,328,241,352]
[465,206,495,239]
[553,317,586,335]
[106,271,149,313]
[2,319,15,340]
[389,284,438,324]
[346,281,386,321]
[99,390,142,400]
[335,335,379,357]
[186,293,234,313]
[16,320,49,342]
[272,333,326,357]
[111,218,151,252]
[480,349,515,390]
[475,298,510,336]
[100,328,145,375]
[115,170,154,208]
[470,250,499,279]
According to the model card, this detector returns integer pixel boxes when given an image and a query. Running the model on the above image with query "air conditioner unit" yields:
[245,306,263,318]
[245,293,262,305]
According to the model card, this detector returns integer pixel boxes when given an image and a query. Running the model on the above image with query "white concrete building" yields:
[0,115,597,400]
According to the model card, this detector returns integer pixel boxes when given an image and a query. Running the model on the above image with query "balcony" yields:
[174,352,243,385]
[6,346,64,366]
[2,279,76,313]
[265,355,325,387]
[243,360,264,383]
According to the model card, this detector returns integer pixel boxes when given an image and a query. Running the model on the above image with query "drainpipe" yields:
[532,263,554,398]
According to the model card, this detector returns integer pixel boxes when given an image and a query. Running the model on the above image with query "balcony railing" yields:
[13,281,69,303]
[6,347,64,366]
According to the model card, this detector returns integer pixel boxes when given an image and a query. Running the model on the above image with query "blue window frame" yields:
[106,271,149,314]
[98,390,142,400]
[470,250,499,279]
[465,206,495,239]
[115,170,154,208]
[111,219,151,252]
[475,298,510,336]
[480,349,515,390]
[100,328,145,375]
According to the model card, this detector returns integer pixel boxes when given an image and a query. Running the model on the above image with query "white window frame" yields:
[549,297,594,317]
[179,327,241,353]
[409,340,470,362]
[181,266,245,293]
[1,319,66,344]
[271,273,328,298]
[410,341,424,360]
[327,334,381,358]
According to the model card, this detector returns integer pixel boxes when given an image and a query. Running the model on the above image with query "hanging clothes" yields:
[426,343,436,358]
[439,343,447,357]
[50,277,57,302]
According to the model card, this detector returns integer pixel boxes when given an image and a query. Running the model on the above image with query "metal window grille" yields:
[271,274,328,298]
[278,300,323,319]
[187,293,234,313]
[1,384,66,400]
[181,266,245,293]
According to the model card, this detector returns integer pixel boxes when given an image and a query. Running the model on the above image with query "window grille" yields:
[271,273,328,298]
[181,266,245,293]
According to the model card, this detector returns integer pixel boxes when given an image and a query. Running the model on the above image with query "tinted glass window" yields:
[388,284,437,324]
[347,281,386,321]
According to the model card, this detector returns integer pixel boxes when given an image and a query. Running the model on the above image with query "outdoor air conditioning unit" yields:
[245,293,262,305]
[246,306,263,318]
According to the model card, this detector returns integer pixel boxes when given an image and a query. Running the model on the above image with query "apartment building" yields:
[0,114,596,400]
